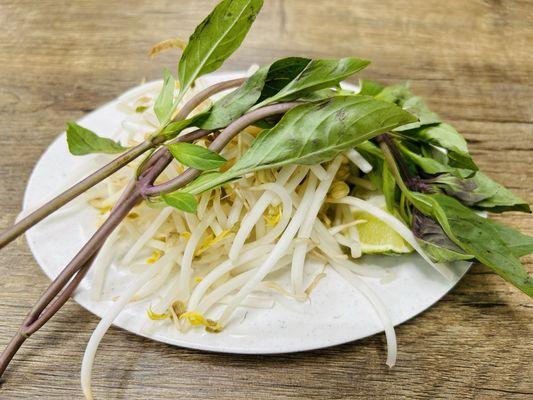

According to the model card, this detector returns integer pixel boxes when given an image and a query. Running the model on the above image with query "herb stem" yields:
[0,79,246,250]
[379,134,434,194]
[378,134,411,195]
[141,102,301,196]
[0,184,140,378]
[379,134,412,182]
[137,129,214,177]
[0,141,152,250]
[174,78,246,122]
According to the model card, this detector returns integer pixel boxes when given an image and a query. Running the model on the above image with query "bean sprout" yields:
[78,79,451,394]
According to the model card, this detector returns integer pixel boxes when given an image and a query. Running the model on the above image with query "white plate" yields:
[23,72,471,354]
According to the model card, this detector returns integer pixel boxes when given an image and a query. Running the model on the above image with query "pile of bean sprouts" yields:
[74,73,454,397]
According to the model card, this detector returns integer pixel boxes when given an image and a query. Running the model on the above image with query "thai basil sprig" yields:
[373,129,532,296]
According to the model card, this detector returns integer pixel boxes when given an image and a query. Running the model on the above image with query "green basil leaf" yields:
[162,191,198,213]
[355,141,386,190]
[420,143,448,165]
[429,171,530,212]
[358,79,384,96]
[200,65,270,130]
[178,0,263,94]
[469,172,531,213]
[297,88,342,101]
[377,84,476,170]
[258,57,311,102]
[66,122,128,155]
[484,219,533,257]
[422,241,475,263]
[181,171,240,193]
[154,68,176,124]
[397,97,440,130]
[160,113,208,140]
[434,176,488,205]
[255,57,370,108]
[184,96,416,194]
[403,123,477,170]
[354,141,402,214]
[200,57,367,131]
[428,193,533,297]
[400,144,458,176]
[411,209,473,262]
[355,140,385,161]
[237,96,415,169]
[375,82,412,104]
[200,57,317,130]
[166,142,226,170]
[382,163,397,212]
[376,83,440,130]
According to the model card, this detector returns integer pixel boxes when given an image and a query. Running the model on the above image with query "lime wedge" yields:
[353,210,413,255]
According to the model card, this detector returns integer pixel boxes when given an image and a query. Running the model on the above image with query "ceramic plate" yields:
[23,72,470,354]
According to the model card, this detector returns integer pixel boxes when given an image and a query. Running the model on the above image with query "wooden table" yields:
[0,0,532,398]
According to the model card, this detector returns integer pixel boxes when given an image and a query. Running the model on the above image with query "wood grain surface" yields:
[0,0,532,398]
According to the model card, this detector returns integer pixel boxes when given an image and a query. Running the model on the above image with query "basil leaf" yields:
[238,96,415,169]
[66,122,128,155]
[432,174,491,205]
[376,83,440,130]
[431,172,530,212]
[184,96,416,194]
[375,82,412,104]
[358,79,384,96]
[400,144,457,175]
[378,83,476,170]
[403,123,477,170]
[298,88,341,101]
[255,57,370,107]
[422,241,475,263]
[485,219,533,257]
[178,0,263,94]
[420,143,448,165]
[154,68,176,124]
[355,140,384,159]
[428,194,533,297]
[166,142,226,170]
[201,57,368,131]
[412,209,473,262]
[355,141,399,214]
[160,113,208,140]
[470,172,531,213]
[182,171,240,193]
[355,141,386,190]
[162,192,198,213]
[382,163,397,212]
[200,65,270,130]
[258,57,311,102]
[398,97,440,130]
